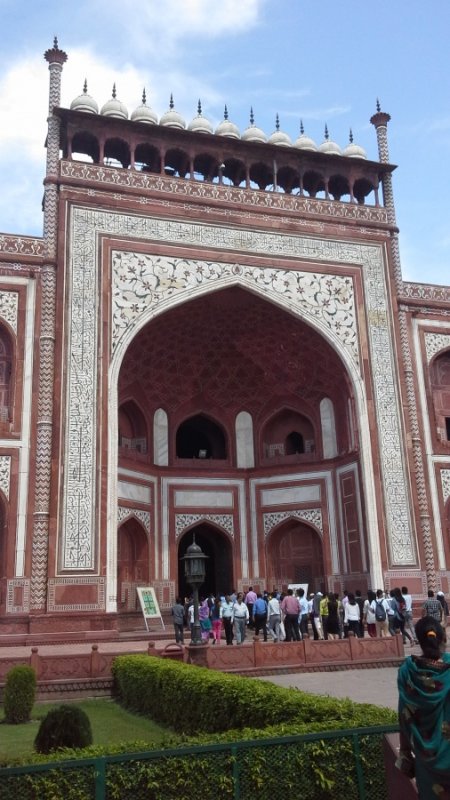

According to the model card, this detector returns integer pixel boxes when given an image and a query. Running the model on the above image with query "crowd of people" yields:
[171,585,449,646]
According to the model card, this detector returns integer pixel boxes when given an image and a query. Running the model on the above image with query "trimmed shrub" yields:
[112,654,395,734]
[3,665,36,724]
[34,704,93,754]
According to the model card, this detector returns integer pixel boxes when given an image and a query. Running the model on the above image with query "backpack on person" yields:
[375,600,386,622]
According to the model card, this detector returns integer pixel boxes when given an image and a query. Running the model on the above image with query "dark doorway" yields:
[176,415,227,459]
[178,523,233,599]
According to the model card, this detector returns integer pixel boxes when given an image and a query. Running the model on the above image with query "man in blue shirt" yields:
[253,593,268,641]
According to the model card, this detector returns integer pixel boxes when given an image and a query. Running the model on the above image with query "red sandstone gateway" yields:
[0,40,449,643]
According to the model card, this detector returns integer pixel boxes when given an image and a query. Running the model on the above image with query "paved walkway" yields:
[260,640,450,710]
[258,667,401,710]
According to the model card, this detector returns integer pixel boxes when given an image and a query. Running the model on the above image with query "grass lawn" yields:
[0,699,171,760]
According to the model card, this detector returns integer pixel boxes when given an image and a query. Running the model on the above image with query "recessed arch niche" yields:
[117,517,150,612]
[266,518,325,592]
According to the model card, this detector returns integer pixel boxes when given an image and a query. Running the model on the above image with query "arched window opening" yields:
[118,400,148,455]
[165,148,189,178]
[431,350,450,444]
[104,138,130,169]
[222,158,246,187]
[261,409,315,462]
[249,161,273,191]
[0,327,12,423]
[328,174,351,202]
[277,166,299,194]
[193,153,219,182]
[303,170,325,198]
[71,131,99,163]
[353,177,375,205]
[134,143,161,173]
[176,414,227,459]
[285,431,304,455]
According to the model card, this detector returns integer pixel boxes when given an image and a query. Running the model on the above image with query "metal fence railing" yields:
[0,724,399,800]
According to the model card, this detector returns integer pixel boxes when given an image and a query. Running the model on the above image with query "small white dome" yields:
[241,108,267,143]
[268,115,292,147]
[159,95,186,129]
[131,89,158,124]
[188,100,213,134]
[318,125,342,155]
[100,84,128,119]
[294,122,317,151]
[342,130,367,159]
[215,106,240,139]
[70,80,98,114]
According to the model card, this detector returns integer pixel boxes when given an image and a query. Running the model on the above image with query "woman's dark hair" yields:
[348,592,356,605]
[415,616,445,660]
[367,589,376,603]
[392,587,403,603]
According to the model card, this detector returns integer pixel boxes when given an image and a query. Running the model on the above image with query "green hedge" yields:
[0,657,397,799]
[0,731,393,800]
[111,654,395,734]
[3,666,36,724]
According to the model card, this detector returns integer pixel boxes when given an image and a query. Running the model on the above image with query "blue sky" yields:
[0,0,448,285]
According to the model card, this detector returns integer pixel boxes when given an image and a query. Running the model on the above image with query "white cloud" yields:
[93,0,265,59]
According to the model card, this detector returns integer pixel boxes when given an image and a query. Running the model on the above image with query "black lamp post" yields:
[182,536,208,646]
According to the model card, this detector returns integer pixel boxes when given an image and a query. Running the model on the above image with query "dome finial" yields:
[250,106,254,126]
[300,119,304,135]
[197,99,202,116]
[142,88,147,105]
[224,104,229,120]
[54,36,59,49]
[376,97,381,112]
[83,79,88,94]
[324,123,329,140]
[169,93,174,110]
[349,128,354,143]
[275,113,280,131]
[112,83,117,99]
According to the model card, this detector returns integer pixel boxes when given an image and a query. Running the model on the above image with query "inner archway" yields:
[178,523,233,599]
[267,518,325,592]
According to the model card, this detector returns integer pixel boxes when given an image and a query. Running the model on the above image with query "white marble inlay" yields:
[425,332,450,364]
[261,485,321,506]
[175,513,234,539]
[117,481,151,503]
[0,291,18,333]
[174,490,234,508]
[263,508,323,537]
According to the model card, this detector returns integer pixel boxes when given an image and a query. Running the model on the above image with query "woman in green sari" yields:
[397,616,450,798]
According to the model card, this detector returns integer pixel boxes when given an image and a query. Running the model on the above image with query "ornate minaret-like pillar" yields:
[371,102,436,589]
[30,39,67,611]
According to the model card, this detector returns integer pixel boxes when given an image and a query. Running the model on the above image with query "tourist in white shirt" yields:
[267,593,281,642]
[402,585,418,644]
[371,589,390,637]
[344,592,360,636]
[232,593,249,644]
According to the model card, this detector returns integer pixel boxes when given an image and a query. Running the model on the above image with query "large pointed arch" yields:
[107,278,382,611]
